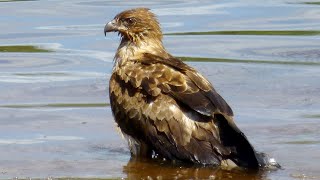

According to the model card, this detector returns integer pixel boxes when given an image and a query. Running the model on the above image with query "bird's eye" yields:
[124,18,135,25]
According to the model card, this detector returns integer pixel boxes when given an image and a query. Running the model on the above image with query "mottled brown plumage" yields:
[105,8,278,169]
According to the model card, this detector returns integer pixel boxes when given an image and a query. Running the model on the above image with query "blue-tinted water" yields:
[0,0,320,179]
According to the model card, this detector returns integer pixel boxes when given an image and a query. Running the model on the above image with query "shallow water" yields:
[0,0,320,179]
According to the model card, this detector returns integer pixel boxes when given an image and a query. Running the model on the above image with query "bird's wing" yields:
[137,53,234,118]
[114,53,260,167]
[121,52,245,135]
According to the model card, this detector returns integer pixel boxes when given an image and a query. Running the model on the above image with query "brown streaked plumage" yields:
[105,8,279,169]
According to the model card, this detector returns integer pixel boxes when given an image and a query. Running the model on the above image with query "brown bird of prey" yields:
[105,8,278,169]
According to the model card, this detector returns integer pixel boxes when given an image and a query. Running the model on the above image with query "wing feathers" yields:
[132,53,233,117]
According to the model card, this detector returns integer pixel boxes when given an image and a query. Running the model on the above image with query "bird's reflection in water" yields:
[123,157,268,180]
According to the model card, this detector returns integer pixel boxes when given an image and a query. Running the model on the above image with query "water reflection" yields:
[123,158,268,180]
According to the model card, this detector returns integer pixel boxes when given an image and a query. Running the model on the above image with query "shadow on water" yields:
[123,158,268,180]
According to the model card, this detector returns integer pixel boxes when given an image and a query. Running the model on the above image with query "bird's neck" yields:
[114,37,168,69]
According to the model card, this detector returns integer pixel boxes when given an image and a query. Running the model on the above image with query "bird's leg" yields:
[128,137,153,158]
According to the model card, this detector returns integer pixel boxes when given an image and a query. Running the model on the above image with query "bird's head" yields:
[104,8,162,43]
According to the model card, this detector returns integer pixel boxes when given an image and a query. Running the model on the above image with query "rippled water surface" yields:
[0,0,320,179]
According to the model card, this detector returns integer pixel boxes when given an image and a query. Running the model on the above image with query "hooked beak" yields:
[104,20,118,36]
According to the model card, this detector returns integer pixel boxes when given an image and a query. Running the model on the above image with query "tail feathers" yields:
[255,152,282,169]
[215,114,259,168]
[215,114,281,169]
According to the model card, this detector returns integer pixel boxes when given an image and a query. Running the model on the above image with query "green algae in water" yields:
[0,45,51,52]
[178,56,320,66]
[55,178,120,180]
[303,2,320,5]
[12,178,119,180]
[0,0,36,2]
[14,72,69,76]
[165,30,320,36]
[303,114,320,119]
[0,103,110,108]
[283,140,320,145]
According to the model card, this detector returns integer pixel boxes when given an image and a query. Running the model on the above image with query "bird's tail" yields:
[255,151,281,169]
[215,114,281,169]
